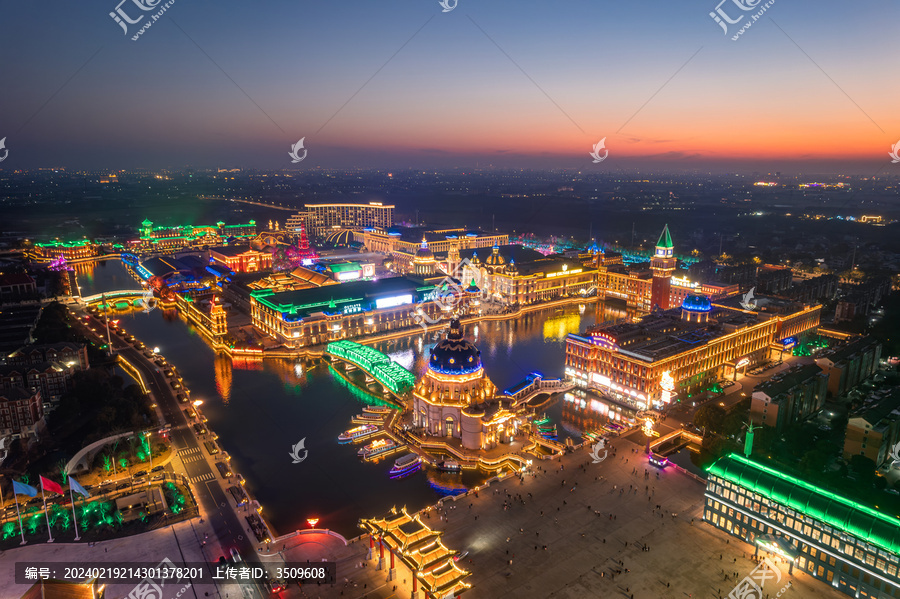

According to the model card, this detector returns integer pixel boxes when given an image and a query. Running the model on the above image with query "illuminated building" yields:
[30,239,98,261]
[245,266,337,293]
[250,277,452,349]
[327,262,376,281]
[360,507,471,599]
[705,453,900,599]
[750,364,829,431]
[463,244,597,306]
[298,202,394,238]
[412,319,516,450]
[412,239,438,277]
[565,293,821,408]
[356,227,508,257]
[138,219,256,250]
[208,245,273,273]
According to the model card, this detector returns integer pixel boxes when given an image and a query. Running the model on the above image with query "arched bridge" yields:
[325,340,415,398]
[82,289,147,304]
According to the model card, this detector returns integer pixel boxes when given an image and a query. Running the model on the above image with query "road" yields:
[74,307,268,598]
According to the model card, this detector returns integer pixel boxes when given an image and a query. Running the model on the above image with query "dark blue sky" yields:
[1,0,898,172]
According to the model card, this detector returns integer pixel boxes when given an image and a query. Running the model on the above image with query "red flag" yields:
[40,475,64,495]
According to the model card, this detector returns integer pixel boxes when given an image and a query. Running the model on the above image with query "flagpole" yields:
[13,491,25,545]
[69,485,81,541]
[40,480,54,543]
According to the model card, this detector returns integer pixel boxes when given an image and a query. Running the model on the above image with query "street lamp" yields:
[153,347,160,354]
[193,400,204,407]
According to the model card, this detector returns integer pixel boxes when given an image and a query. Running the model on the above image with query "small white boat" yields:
[338,424,379,444]
[436,460,461,473]
[358,438,397,459]
[363,406,392,415]
[389,454,421,478]
[352,413,384,423]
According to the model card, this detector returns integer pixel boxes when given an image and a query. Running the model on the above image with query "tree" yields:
[57,458,68,485]
[800,449,828,476]
[694,405,726,435]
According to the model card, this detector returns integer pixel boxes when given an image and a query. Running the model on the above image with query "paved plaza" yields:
[270,437,851,599]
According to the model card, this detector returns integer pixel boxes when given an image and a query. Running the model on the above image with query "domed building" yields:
[412,238,437,276]
[681,292,712,324]
[412,319,517,450]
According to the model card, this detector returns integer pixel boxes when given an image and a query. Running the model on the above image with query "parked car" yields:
[133,470,148,478]
[151,465,165,472]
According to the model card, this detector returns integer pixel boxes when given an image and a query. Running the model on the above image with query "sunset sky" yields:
[2,0,898,172]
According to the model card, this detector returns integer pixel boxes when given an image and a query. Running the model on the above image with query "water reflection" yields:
[214,354,233,404]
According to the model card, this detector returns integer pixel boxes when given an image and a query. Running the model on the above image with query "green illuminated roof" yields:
[329,262,361,273]
[35,239,92,248]
[707,454,900,555]
[656,224,673,249]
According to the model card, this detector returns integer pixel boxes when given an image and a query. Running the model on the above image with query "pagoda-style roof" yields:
[360,506,471,596]
[417,559,471,596]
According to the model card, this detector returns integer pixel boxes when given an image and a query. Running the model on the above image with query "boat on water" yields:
[389,453,421,478]
[533,417,551,426]
[352,413,385,423]
[357,438,397,459]
[435,460,461,473]
[363,406,393,414]
[338,424,379,444]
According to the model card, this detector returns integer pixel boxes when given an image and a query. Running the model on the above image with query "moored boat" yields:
[389,453,421,478]
[435,460,461,473]
[338,424,380,444]
[363,406,393,414]
[352,413,385,424]
[533,417,551,426]
[357,438,397,459]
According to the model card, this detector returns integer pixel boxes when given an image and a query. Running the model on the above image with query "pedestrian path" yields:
[178,447,205,464]
[189,472,215,483]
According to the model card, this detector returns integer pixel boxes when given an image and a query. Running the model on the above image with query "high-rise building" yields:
[300,202,394,237]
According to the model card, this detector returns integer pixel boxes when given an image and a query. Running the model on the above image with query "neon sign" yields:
[375,294,413,309]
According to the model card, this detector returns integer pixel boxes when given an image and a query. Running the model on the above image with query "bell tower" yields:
[650,224,676,310]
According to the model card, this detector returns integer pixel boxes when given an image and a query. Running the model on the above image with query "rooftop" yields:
[851,387,900,431]
[252,276,427,318]
[754,363,825,398]
[575,305,765,362]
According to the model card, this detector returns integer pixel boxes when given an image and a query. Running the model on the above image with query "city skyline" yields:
[0,1,898,172]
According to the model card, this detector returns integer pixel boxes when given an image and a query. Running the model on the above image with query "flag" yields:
[69,477,90,498]
[40,475,64,495]
[12,480,37,497]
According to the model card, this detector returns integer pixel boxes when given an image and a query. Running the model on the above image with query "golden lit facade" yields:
[412,320,515,450]
[355,228,508,255]
[465,246,597,306]
[566,295,821,408]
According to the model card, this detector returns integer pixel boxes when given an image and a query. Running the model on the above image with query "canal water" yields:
[74,260,637,536]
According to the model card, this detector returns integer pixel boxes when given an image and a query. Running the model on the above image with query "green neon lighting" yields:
[707,453,900,555]
[326,340,415,394]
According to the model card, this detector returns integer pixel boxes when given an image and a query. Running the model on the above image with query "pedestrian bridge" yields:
[325,340,415,396]
[82,289,146,304]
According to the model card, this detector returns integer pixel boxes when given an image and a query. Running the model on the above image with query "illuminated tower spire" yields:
[650,224,677,310]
